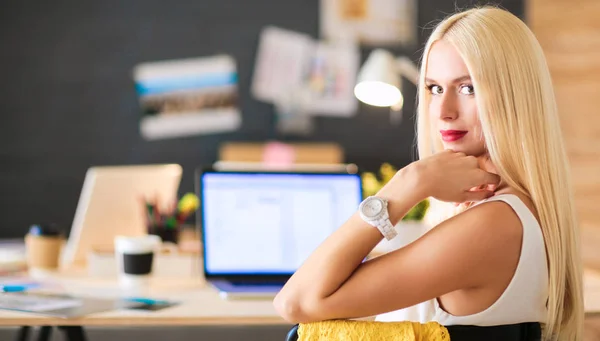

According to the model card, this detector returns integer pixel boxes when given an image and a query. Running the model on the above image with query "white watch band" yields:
[375,216,397,241]
[358,196,398,241]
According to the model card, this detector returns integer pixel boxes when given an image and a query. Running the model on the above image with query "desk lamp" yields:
[353,49,419,124]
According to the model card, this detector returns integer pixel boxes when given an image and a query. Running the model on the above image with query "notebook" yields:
[197,169,363,299]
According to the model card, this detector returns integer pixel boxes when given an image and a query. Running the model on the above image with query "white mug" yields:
[114,235,161,288]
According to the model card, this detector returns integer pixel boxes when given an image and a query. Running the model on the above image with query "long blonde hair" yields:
[417,7,583,341]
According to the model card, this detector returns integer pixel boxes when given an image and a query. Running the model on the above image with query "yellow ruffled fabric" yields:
[298,320,450,341]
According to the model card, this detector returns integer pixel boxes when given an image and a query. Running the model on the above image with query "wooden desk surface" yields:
[0,270,286,327]
[3,268,600,326]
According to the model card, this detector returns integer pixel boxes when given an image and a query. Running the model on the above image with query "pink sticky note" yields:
[262,142,296,166]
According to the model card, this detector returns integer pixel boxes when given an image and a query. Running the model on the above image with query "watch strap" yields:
[376,218,397,241]
[359,196,397,240]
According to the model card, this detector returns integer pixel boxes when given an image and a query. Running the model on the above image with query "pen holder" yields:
[143,193,199,245]
[25,224,64,275]
[148,224,179,244]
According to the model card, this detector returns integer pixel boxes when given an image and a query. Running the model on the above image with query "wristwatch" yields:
[358,196,397,240]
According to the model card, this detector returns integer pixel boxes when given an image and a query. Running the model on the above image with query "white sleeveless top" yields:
[376,194,548,326]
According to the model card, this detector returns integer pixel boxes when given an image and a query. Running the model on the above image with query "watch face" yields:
[362,198,383,218]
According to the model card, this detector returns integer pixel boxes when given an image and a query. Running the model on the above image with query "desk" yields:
[4,268,600,340]
[0,271,284,327]
[0,270,286,341]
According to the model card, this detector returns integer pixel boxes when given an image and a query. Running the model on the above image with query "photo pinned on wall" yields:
[251,26,314,108]
[303,41,360,117]
[133,55,242,140]
[320,0,417,46]
[251,26,359,135]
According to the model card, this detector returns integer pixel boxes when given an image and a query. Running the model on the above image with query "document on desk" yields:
[0,292,143,318]
[0,293,81,312]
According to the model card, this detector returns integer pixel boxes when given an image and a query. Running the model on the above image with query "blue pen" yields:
[125,297,170,305]
[0,284,39,293]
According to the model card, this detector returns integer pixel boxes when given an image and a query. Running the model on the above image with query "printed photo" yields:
[134,55,242,140]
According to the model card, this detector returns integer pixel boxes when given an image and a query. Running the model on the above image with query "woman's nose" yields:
[437,94,459,121]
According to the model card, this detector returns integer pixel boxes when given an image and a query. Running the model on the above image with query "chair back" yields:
[446,323,541,341]
[285,322,541,341]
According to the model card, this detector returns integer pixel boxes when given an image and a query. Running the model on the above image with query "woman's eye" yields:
[428,85,443,95]
[459,85,475,95]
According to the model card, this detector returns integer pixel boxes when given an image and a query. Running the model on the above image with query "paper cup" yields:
[114,235,161,288]
[25,224,64,277]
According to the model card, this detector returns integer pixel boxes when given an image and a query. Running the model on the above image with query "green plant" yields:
[361,163,429,222]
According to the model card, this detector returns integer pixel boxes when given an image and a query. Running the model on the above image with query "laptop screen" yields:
[200,171,362,276]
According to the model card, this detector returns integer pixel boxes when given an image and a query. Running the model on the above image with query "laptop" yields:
[197,169,363,299]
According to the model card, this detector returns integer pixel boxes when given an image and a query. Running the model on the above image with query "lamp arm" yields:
[395,56,420,85]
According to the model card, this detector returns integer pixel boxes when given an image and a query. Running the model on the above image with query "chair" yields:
[285,322,541,341]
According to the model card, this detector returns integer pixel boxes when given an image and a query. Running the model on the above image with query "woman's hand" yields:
[410,150,501,203]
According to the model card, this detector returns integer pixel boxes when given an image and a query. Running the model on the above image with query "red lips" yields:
[440,130,468,142]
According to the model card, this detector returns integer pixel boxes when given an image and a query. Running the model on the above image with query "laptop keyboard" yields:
[229,280,286,287]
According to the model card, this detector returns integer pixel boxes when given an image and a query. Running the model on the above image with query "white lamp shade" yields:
[354,49,403,107]
[354,81,404,108]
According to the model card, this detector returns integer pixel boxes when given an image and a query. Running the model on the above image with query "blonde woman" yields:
[274,6,583,341]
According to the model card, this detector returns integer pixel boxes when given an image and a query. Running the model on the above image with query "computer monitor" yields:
[61,164,182,268]
[198,170,363,279]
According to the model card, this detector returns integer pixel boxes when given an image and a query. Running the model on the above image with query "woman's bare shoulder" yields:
[404,193,525,291]
[491,188,540,223]
[435,190,527,247]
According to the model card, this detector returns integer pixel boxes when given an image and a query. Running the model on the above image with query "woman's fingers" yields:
[484,172,502,186]
[421,150,501,204]
[470,169,501,188]
[463,189,495,202]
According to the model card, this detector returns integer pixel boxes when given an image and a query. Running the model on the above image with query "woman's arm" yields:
[273,151,504,323]
[273,166,423,320]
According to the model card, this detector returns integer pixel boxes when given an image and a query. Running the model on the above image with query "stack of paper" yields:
[0,239,27,276]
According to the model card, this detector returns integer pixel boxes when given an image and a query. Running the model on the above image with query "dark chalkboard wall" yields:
[0,0,522,238]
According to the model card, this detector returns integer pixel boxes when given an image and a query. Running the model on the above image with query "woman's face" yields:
[425,40,486,157]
